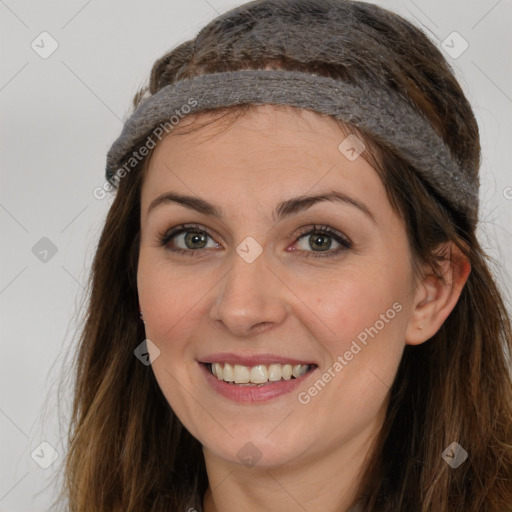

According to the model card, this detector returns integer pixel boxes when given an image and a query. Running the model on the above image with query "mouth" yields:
[198,353,319,402]
[204,362,317,387]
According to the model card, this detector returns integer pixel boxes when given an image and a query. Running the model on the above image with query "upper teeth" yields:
[210,363,310,384]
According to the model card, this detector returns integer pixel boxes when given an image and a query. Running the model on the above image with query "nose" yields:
[209,246,289,336]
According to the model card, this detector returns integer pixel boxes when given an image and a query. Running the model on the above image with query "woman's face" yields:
[137,105,418,469]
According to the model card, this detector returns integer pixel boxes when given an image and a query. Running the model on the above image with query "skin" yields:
[137,105,470,512]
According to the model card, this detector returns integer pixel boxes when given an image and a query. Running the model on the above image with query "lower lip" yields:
[199,363,317,402]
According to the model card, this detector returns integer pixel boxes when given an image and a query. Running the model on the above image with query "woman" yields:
[58,0,512,510]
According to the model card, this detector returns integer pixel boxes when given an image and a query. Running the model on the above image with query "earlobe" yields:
[405,242,471,346]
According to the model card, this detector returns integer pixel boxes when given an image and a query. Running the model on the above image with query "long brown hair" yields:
[54,0,512,510]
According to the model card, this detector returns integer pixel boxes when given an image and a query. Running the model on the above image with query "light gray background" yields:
[1,0,511,510]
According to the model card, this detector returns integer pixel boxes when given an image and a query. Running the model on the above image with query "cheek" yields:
[303,264,408,347]
[137,257,208,432]
[294,286,407,449]
[300,267,410,405]
[136,254,199,356]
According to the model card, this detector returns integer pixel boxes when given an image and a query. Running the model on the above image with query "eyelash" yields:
[157,223,352,259]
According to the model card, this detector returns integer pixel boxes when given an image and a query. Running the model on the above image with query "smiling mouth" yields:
[205,362,317,386]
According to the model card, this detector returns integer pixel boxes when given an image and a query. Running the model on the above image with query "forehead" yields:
[139,104,389,219]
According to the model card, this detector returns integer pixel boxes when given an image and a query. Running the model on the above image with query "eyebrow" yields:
[147,190,377,225]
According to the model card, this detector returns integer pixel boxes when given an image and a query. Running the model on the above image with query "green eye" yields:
[158,223,352,258]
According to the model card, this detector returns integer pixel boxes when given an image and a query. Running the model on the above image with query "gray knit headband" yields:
[105,69,479,224]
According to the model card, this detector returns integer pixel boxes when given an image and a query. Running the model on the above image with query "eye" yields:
[158,223,352,258]
[158,224,219,256]
[291,224,352,258]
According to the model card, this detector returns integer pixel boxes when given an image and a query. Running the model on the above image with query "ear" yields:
[405,241,471,345]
